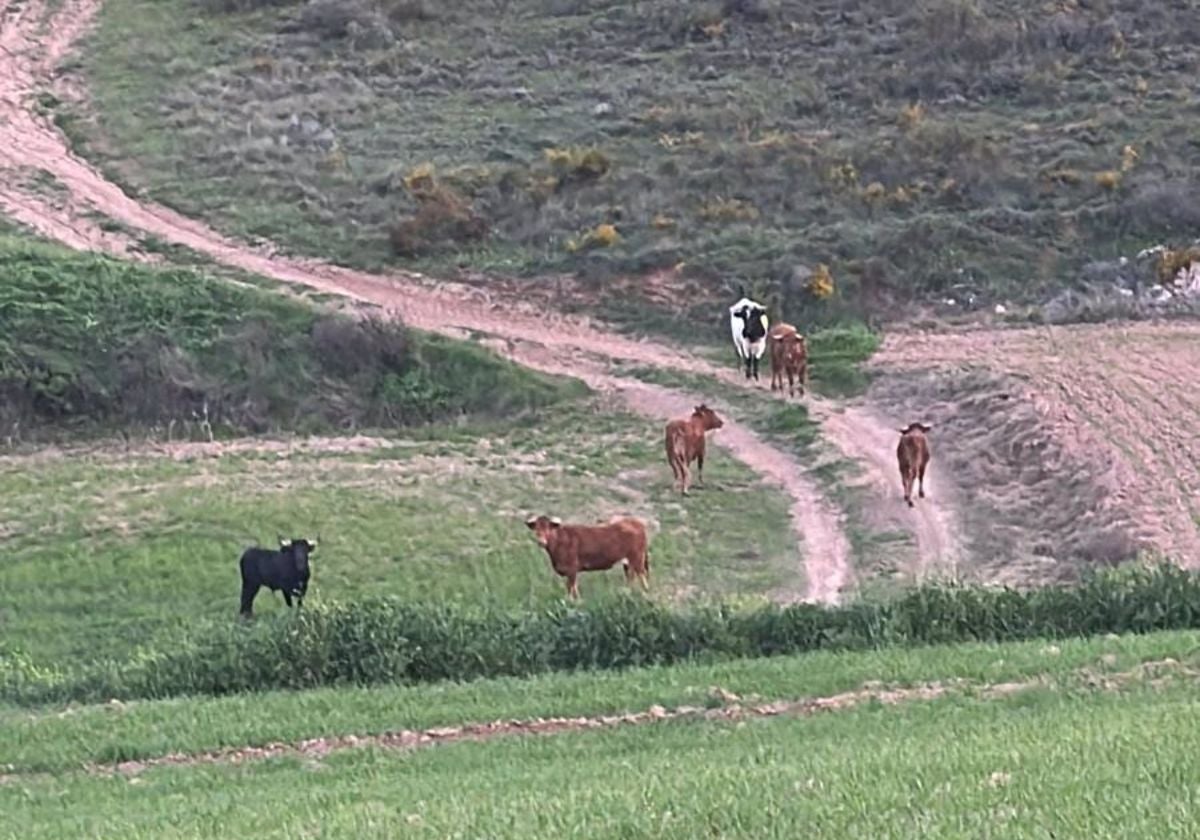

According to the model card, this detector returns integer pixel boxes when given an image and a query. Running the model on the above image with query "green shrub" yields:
[10,562,1200,706]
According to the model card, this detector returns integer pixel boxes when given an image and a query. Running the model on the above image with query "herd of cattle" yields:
[236,294,934,613]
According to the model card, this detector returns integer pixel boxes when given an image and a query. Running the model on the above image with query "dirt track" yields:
[0,0,968,601]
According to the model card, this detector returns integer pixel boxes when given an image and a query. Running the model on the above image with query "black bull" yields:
[239,537,317,618]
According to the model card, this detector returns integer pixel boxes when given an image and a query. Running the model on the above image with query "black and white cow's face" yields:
[741,306,767,341]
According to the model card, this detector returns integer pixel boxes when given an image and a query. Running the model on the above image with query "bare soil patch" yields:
[872,322,1200,577]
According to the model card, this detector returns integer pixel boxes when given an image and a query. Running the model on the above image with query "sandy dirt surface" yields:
[874,324,1200,569]
[0,0,973,600]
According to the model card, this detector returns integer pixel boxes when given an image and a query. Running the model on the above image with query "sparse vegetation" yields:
[68,0,1200,325]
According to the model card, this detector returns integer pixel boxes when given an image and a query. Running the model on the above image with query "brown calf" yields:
[524,514,650,599]
[896,422,932,507]
[768,323,809,397]
[664,404,724,495]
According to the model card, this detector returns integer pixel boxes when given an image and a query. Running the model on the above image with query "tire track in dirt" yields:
[0,0,868,602]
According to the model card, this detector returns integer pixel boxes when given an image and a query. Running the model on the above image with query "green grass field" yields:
[0,398,796,667]
[68,0,1200,325]
[3,628,1193,773]
[4,629,1199,839]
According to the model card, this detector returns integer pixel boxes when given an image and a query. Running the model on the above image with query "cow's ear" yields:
[897,428,908,435]
[524,515,538,530]
[549,516,563,528]
[920,424,933,433]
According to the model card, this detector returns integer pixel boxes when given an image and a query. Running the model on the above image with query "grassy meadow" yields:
[0,398,797,667]
[2,627,1193,773]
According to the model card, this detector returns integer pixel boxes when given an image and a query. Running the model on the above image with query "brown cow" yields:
[896,422,932,507]
[768,323,809,397]
[664,404,724,495]
[524,514,650,599]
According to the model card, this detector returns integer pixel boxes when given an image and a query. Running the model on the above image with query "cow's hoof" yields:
[906,499,914,508]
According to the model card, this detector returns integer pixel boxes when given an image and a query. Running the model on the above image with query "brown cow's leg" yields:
[918,461,927,498]
[695,443,705,487]
[901,468,915,507]
[566,573,580,599]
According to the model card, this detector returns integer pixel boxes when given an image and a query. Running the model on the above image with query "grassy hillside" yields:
[69,0,1200,325]
[4,629,1200,838]
[0,231,581,440]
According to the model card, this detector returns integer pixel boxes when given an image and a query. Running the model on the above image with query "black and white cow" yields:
[238,536,318,618]
[729,295,769,380]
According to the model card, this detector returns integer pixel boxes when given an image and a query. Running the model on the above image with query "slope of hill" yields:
[65,0,1200,324]
[0,230,582,441]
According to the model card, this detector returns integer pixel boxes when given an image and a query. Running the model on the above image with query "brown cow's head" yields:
[898,422,932,435]
[525,514,563,547]
[692,404,724,431]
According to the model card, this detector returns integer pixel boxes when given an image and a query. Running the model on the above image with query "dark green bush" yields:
[7,562,1200,707]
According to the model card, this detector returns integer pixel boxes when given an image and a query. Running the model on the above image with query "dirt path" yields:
[812,398,964,581]
[876,326,1200,566]
[0,0,963,600]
